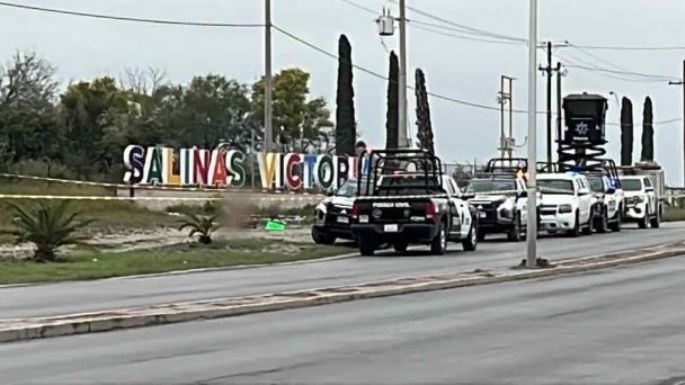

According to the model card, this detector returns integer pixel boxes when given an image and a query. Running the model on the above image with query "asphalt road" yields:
[2,256,684,384]
[1,222,684,320]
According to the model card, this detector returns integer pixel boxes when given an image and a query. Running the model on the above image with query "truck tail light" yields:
[425,201,437,219]
[351,202,360,219]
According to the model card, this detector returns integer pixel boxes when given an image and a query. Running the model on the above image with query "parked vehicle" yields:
[586,174,623,232]
[311,178,366,244]
[620,175,662,229]
[350,149,479,256]
[463,174,528,242]
[537,172,594,236]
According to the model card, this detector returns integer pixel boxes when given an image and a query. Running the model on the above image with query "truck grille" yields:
[540,204,558,216]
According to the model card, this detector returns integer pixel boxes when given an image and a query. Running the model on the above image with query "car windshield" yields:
[335,180,358,197]
[465,179,517,195]
[538,179,574,194]
[621,179,643,191]
[587,178,604,192]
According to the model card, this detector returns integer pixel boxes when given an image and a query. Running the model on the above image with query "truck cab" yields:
[537,172,594,236]
[620,175,661,228]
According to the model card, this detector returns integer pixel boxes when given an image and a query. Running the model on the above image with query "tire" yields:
[596,207,609,233]
[609,207,622,232]
[393,241,408,253]
[638,207,649,229]
[462,223,478,251]
[507,213,523,242]
[582,209,594,235]
[568,211,581,237]
[311,227,336,245]
[430,222,448,255]
[358,238,376,256]
[650,205,661,228]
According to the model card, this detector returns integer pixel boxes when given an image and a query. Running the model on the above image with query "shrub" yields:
[3,201,93,262]
[178,213,220,244]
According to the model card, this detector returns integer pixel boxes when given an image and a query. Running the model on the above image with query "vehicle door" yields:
[577,178,592,222]
[643,177,657,214]
[445,177,470,236]
[515,179,528,225]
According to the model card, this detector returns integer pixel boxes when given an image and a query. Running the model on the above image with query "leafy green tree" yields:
[415,68,435,154]
[335,34,356,156]
[385,51,399,149]
[620,97,634,166]
[3,201,93,262]
[252,68,333,151]
[641,96,654,162]
[0,51,59,164]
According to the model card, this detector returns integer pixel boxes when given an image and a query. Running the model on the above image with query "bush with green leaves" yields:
[178,213,220,245]
[3,201,93,262]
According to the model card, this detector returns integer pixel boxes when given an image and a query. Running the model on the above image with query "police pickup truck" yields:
[586,174,623,232]
[311,178,365,244]
[350,150,479,256]
[620,175,662,229]
[463,175,527,242]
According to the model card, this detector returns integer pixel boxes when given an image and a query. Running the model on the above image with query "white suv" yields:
[620,175,661,229]
[537,173,595,236]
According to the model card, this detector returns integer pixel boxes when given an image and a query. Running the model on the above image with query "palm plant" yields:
[178,213,220,245]
[4,201,93,262]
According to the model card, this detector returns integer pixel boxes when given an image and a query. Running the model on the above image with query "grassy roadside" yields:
[663,206,685,222]
[0,240,349,285]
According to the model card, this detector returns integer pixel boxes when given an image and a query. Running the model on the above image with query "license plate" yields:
[383,224,399,232]
[479,212,487,218]
[337,216,349,224]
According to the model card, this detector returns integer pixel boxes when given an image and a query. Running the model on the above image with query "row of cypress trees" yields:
[334,35,436,156]
[620,96,654,166]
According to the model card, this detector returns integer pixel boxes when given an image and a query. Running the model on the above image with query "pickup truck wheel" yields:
[596,207,609,233]
[430,223,448,255]
[477,233,486,242]
[650,205,661,228]
[582,209,594,235]
[507,213,522,242]
[609,206,622,232]
[462,224,478,251]
[311,227,336,245]
[358,238,376,256]
[638,207,649,229]
[393,241,408,253]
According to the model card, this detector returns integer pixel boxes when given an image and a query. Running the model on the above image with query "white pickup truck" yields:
[537,172,595,236]
[620,175,661,229]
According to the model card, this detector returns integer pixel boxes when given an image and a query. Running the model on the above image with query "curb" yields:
[1,242,684,343]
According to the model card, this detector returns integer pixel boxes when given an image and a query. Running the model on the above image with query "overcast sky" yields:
[1,0,684,184]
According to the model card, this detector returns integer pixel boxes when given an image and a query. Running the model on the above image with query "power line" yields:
[564,63,677,82]
[0,1,262,27]
[570,43,685,51]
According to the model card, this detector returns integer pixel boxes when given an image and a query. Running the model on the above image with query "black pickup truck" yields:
[350,149,479,256]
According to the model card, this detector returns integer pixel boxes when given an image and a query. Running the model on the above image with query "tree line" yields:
[1,34,439,183]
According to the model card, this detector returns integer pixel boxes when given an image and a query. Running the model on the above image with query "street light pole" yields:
[264,0,274,152]
[398,0,409,148]
[525,0,538,269]
[668,60,685,187]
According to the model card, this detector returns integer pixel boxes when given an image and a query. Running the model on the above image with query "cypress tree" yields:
[385,51,399,149]
[641,96,654,162]
[620,97,634,166]
[414,68,435,154]
[335,34,356,156]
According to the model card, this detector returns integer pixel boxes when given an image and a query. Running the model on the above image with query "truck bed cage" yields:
[356,149,444,196]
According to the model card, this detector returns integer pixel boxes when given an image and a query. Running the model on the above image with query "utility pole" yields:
[264,0,274,152]
[398,0,409,148]
[526,0,538,269]
[539,42,564,166]
[498,76,514,159]
[669,59,685,187]
[556,62,563,158]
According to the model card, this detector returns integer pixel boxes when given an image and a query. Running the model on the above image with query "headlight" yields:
[559,204,573,214]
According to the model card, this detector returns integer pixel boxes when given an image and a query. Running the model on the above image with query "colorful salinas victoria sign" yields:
[122,145,369,191]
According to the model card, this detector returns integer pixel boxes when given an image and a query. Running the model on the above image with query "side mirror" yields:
[578,188,590,196]
[606,188,616,194]
[645,187,655,193]
[518,191,528,198]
